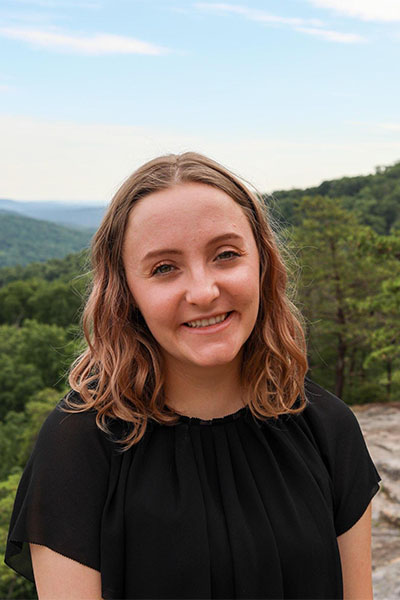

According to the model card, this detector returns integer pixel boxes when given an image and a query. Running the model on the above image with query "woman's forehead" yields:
[122,183,257,260]
[126,183,249,229]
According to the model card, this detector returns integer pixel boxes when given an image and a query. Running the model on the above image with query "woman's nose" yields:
[185,270,220,306]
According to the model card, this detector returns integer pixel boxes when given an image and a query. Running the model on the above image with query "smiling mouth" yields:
[184,311,233,328]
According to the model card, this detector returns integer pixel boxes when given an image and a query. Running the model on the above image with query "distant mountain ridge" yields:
[0,198,106,229]
[0,212,94,268]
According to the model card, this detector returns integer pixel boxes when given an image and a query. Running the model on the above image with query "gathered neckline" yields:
[174,405,249,426]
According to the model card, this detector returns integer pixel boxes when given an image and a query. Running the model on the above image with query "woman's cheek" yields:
[148,287,178,319]
[228,268,259,299]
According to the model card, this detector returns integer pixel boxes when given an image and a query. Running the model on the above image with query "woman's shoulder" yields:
[5,392,120,584]
[34,390,123,463]
[302,375,356,423]
[297,376,368,458]
[299,377,381,537]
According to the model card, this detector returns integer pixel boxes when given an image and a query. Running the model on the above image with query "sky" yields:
[0,0,400,204]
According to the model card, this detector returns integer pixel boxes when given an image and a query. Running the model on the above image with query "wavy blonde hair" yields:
[64,151,309,449]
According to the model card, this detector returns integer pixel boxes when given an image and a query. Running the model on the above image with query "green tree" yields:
[291,195,392,401]
[0,280,42,326]
[353,231,400,400]
[0,388,61,481]
[27,280,86,327]
[0,321,76,417]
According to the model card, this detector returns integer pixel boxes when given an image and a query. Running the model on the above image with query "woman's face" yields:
[122,182,260,374]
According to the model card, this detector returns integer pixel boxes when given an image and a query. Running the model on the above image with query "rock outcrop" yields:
[351,403,400,600]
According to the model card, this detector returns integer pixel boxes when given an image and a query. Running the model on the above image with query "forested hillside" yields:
[270,161,400,235]
[0,212,95,267]
[0,162,399,598]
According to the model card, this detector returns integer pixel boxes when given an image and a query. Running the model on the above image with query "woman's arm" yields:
[30,543,102,600]
[337,501,373,600]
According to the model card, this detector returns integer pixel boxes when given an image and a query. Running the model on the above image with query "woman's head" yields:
[90,152,281,339]
[67,152,308,448]
[121,180,261,376]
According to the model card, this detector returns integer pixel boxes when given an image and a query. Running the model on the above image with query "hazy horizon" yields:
[1,156,397,206]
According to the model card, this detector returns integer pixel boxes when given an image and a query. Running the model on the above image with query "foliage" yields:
[0,250,90,288]
[270,161,400,235]
[289,195,400,402]
[0,389,61,480]
[0,278,88,328]
[0,320,78,418]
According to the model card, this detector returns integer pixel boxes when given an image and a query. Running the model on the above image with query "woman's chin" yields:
[182,350,242,370]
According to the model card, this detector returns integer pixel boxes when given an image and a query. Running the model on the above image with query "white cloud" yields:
[195,2,324,27]
[306,1,400,22]
[194,2,365,43]
[295,26,365,43]
[0,26,171,55]
[1,114,400,202]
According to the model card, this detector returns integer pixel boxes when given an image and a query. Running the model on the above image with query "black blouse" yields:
[5,377,381,599]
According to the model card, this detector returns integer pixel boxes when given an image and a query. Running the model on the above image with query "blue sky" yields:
[1,0,400,203]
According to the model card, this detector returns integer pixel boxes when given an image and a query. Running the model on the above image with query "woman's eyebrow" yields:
[141,232,245,263]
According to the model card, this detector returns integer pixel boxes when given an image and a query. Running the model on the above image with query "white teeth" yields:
[186,312,229,328]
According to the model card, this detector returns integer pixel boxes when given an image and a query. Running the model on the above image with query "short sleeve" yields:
[4,396,111,583]
[303,377,382,537]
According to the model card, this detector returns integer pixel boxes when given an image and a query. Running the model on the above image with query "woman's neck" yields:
[163,357,244,420]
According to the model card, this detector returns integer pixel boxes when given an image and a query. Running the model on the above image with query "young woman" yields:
[5,152,381,599]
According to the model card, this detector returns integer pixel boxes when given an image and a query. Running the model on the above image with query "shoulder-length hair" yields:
[64,151,308,450]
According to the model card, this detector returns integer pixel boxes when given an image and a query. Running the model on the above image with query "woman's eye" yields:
[216,250,240,261]
[152,263,175,276]
[151,252,240,276]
